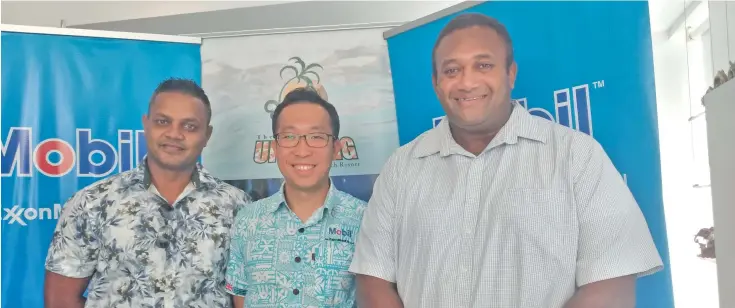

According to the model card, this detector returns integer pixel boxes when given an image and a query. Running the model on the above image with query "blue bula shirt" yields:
[225,182,367,307]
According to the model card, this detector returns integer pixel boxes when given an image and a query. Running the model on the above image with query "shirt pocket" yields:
[498,188,570,218]
[309,223,359,304]
[497,188,578,264]
[498,188,577,242]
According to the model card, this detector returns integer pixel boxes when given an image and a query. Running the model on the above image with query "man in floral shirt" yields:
[44,78,251,308]
[225,88,367,308]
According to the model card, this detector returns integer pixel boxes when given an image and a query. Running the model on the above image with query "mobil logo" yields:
[514,81,603,137]
[1,127,148,177]
[430,81,603,137]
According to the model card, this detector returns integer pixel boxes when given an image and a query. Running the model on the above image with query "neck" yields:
[284,180,330,222]
[449,126,497,156]
[450,103,513,156]
[147,159,194,201]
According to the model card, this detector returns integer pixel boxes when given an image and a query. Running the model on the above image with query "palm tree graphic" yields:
[264,57,326,117]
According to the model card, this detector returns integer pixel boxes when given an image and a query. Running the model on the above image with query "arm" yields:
[568,139,664,308]
[232,295,245,308]
[44,272,89,308]
[349,155,403,308]
[43,191,98,308]
[356,275,403,308]
[564,275,636,308]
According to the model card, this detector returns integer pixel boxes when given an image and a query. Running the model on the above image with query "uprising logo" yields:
[263,56,329,118]
[254,57,360,168]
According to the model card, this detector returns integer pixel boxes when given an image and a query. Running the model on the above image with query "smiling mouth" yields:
[160,144,184,151]
[293,164,315,171]
[454,95,488,103]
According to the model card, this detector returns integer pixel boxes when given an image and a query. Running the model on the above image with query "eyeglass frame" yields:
[274,132,338,148]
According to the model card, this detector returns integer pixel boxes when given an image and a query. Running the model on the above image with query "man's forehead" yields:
[151,111,201,121]
[437,27,504,53]
[150,93,205,110]
[149,103,207,122]
[280,123,328,129]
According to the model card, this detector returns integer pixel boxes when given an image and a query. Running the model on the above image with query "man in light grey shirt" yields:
[348,13,664,308]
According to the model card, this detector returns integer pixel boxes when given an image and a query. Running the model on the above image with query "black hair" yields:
[271,87,340,137]
[432,13,515,76]
[148,77,212,123]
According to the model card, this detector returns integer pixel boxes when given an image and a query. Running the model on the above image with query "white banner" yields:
[201,27,399,180]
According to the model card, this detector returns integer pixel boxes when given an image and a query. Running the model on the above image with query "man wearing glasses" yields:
[44,78,251,308]
[224,88,367,308]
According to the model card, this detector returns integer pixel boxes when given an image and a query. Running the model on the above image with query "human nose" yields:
[458,69,480,91]
[163,124,184,140]
[293,136,312,157]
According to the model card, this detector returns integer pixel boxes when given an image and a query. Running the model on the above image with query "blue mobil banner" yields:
[1,30,201,308]
[385,1,673,308]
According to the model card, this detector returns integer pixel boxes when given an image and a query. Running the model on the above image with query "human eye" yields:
[280,133,297,140]
[477,63,495,70]
[444,67,460,76]
[309,133,328,140]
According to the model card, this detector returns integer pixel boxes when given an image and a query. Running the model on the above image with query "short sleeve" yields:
[225,210,250,297]
[574,140,664,287]
[44,190,99,278]
[348,155,398,282]
[233,188,253,216]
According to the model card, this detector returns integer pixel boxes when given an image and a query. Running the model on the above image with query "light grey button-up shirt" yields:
[349,103,663,308]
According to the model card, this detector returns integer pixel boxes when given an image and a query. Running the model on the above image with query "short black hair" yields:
[271,87,340,137]
[149,77,212,123]
[432,13,515,76]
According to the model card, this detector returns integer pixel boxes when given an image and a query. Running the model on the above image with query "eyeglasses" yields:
[275,133,336,148]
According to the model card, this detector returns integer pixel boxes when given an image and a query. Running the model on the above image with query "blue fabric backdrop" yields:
[1,31,201,308]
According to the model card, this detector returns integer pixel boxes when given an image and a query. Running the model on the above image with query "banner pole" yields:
[183,21,403,39]
[0,24,202,45]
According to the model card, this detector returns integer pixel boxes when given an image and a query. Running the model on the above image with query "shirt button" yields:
[293,289,300,295]
[298,228,305,233]
[461,267,468,273]
[464,228,472,235]
[294,256,301,263]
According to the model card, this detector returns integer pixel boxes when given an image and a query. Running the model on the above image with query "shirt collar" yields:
[265,179,340,217]
[413,101,547,158]
[130,156,217,191]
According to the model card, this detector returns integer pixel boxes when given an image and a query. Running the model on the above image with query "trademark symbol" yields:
[593,80,605,88]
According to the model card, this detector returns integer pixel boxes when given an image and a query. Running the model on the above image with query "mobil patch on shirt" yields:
[325,223,358,244]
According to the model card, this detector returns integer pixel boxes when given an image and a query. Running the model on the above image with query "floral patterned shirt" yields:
[225,182,367,308]
[45,159,251,308]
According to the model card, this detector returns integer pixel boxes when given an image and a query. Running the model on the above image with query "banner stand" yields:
[181,21,404,39]
[1,24,202,308]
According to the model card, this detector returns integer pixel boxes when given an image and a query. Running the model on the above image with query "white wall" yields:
[651,1,720,307]
[708,1,735,75]
[703,78,735,308]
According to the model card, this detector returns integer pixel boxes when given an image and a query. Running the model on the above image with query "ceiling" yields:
[2,1,461,36]
[1,1,299,28]
[1,0,695,37]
